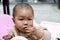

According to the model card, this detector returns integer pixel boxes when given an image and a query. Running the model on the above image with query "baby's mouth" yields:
[23,26,28,29]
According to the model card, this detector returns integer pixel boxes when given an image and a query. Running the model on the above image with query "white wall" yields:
[40,21,60,40]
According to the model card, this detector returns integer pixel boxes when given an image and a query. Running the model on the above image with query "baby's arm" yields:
[33,27,51,40]
[3,27,14,40]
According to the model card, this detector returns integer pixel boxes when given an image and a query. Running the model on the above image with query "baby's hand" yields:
[25,27,36,36]
[25,26,43,39]
[3,35,12,40]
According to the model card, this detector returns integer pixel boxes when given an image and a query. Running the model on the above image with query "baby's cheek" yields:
[16,22,23,28]
[29,23,33,26]
[16,23,23,29]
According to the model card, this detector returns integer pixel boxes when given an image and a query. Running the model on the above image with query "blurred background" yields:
[0,0,60,23]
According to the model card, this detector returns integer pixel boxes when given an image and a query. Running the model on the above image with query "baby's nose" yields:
[24,21,28,25]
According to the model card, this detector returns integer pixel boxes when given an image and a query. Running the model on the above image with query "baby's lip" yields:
[22,26,28,30]
[23,26,28,28]
[25,27,28,29]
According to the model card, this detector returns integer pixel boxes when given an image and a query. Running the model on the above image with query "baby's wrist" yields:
[32,28,43,39]
[32,27,38,35]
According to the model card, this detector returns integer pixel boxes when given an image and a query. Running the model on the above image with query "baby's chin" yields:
[11,36,28,40]
[25,32,32,36]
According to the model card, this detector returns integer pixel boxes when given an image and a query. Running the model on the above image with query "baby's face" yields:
[13,7,34,33]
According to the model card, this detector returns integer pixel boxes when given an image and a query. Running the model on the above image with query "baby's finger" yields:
[3,35,12,39]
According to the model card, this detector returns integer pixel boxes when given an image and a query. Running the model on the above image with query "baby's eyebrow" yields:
[18,16,24,17]
[16,17,23,19]
[18,16,32,18]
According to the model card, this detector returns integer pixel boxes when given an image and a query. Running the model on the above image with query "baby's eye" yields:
[19,19,24,21]
[28,19,32,20]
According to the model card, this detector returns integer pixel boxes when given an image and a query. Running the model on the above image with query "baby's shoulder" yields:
[8,26,16,31]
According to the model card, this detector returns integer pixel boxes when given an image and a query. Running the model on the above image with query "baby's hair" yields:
[13,3,34,17]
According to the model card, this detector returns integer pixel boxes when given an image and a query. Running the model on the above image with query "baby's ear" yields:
[12,18,15,23]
